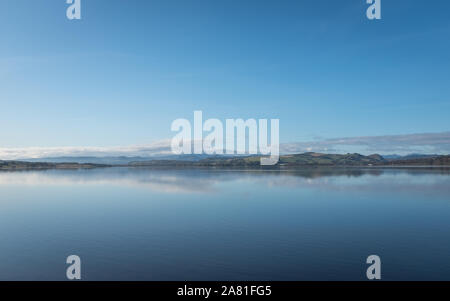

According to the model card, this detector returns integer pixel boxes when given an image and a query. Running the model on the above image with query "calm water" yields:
[0,167,450,280]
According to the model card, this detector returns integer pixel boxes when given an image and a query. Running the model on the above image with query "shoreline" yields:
[1,163,450,171]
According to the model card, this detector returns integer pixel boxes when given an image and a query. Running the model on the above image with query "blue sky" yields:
[0,0,450,156]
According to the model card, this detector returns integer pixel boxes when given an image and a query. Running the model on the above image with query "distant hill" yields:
[383,154,440,161]
[277,153,386,166]
[130,153,450,167]
[129,152,388,167]
[22,154,231,165]
[0,161,108,170]
[3,153,450,170]
[24,156,156,165]
[385,155,450,166]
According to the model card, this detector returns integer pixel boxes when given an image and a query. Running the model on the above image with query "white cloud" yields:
[281,132,450,155]
[1,132,450,160]
[0,140,173,160]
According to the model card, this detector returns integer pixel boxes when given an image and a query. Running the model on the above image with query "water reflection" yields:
[0,166,449,195]
[1,167,450,280]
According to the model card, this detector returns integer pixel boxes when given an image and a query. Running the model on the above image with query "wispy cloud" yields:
[0,140,173,160]
[281,132,450,155]
[1,132,450,160]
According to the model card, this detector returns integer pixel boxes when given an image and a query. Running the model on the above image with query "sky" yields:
[0,0,450,158]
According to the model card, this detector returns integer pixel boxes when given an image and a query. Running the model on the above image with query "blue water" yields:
[0,167,449,280]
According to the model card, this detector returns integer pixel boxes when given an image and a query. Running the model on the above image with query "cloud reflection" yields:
[0,167,449,196]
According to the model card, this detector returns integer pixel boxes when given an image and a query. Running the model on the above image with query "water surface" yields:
[1,167,449,280]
